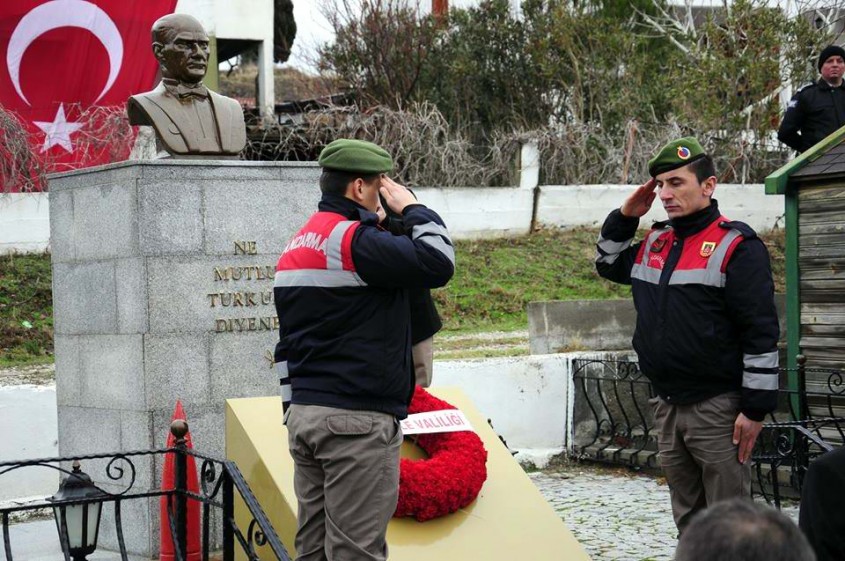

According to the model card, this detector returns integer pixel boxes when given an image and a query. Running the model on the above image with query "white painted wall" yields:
[177,0,274,45]
[0,193,50,254]
[432,354,573,467]
[0,385,58,501]
[176,0,275,111]
[0,184,785,253]
[414,186,535,240]
[3,354,575,499]
[538,184,785,233]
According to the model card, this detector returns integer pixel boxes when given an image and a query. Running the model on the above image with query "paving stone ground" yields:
[529,462,800,561]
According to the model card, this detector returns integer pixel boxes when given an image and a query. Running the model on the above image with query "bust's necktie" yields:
[174,84,209,99]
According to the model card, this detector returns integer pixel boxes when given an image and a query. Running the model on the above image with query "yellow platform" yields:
[226,388,590,560]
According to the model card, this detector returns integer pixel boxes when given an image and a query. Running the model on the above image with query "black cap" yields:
[818,45,845,71]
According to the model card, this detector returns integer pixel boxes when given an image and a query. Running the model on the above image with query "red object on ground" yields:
[0,0,177,189]
[394,386,488,522]
[160,400,201,561]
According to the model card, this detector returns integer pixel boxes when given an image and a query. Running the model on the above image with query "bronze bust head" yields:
[127,14,246,158]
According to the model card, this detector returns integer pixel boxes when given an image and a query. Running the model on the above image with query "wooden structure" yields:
[765,130,845,420]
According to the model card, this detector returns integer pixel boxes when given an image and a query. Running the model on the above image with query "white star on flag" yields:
[33,104,83,153]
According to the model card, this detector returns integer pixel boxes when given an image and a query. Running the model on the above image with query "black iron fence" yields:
[0,421,290,561]
[571,358,659,468]
[571,355,845,508]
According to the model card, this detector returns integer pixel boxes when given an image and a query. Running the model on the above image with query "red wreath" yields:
[393,386,488,521]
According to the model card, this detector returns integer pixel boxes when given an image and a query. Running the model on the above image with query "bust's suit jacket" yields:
[127,82,246,156]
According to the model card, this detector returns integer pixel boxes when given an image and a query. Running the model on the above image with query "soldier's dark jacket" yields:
[595,201,779,421]
[381,201,443,345]
[273,195,454,419]
[778,79,845,153]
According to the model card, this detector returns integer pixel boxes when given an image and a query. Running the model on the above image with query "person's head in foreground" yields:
[675,498,816,561]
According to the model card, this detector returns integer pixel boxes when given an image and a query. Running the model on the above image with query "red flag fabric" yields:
[0,0,176,189]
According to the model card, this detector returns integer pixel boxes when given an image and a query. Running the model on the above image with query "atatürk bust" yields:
[127,14,246,158]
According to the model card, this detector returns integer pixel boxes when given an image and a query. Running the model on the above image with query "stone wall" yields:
[529,295,787,354]
[49,160,319,554]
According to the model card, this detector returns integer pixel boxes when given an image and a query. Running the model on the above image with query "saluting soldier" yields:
[595,137,780,534]
[273,139,455,560]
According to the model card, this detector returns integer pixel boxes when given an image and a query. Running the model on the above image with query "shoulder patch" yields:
[719,220,757,239]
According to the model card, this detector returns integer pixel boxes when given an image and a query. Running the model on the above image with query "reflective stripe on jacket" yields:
[273,195,454,418]
[595,202,779,420]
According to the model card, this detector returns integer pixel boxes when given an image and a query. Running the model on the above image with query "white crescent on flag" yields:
[6,0,124,106]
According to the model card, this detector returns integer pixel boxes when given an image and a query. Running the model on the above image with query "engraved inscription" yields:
[234,241,257,255]
[211,242,279,333]
[213,265,274,281]
[215,316,279,332]
[207,291,272,307]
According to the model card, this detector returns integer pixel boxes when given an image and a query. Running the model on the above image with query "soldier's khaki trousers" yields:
[286,404,402,561]
[651,392,752,534]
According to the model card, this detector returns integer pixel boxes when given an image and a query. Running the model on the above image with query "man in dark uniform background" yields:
[778,45,845,153]
[379,192,443,388]
[595,137,780,534]
[273,138,454,561]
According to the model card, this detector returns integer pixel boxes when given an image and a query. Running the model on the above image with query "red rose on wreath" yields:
[393,386,488,522]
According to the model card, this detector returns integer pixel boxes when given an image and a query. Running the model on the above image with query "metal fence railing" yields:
[0,421,290,561]
[571,355,845,508]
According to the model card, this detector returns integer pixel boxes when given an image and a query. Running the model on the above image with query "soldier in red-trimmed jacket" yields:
[595,136,780,534]
[273,139,454,561]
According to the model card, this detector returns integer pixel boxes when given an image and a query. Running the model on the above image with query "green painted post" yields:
[784,184,802,417]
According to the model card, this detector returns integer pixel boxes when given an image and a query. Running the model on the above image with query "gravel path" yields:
[530,463,800,561]
[0,363,54,386]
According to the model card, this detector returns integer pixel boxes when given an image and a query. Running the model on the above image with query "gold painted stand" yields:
[226,388,591,560]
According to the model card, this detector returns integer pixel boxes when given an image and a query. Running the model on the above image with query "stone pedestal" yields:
[49,160,319,555]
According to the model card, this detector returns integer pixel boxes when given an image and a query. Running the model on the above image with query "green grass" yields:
[0,228,786,365]
[434,227,633,333]
[0,252,53,364]
[435,226,786,334]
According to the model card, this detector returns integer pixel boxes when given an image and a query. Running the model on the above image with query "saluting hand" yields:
[620,178,657,218]
[379,175,417,215]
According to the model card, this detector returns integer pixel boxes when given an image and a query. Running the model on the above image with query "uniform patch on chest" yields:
[650,238,667,253]
[700,241,716,258]
[648,253,666,269]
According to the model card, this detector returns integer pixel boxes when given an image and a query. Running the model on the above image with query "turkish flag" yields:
[0,0,177,190]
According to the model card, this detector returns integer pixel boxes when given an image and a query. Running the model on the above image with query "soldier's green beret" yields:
[648,137,706,177]
[318,139,394,175]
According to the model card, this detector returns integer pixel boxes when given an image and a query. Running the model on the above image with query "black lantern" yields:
[48,460,106,561]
